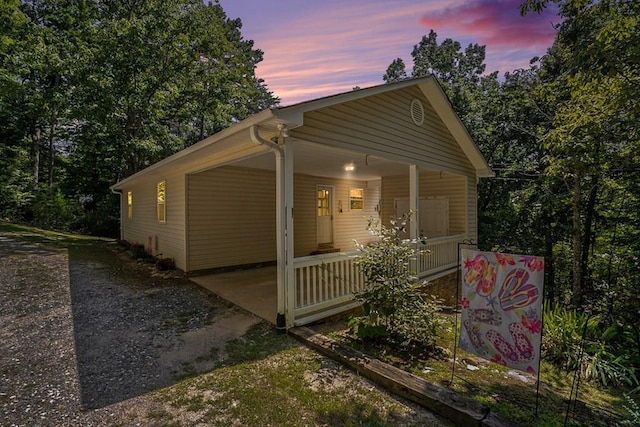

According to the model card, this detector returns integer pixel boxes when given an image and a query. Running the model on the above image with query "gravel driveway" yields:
[0,230,449,426]
[0,234,260,426]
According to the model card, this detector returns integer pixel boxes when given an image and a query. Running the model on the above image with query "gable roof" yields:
[275,76,493,178]
[111,76,493,190]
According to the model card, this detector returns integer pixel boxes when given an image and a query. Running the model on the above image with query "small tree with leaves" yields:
[349,214,443,348]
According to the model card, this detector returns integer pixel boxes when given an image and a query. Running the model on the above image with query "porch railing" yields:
[292,233,470,326]
[293,251,364,325]
[417,233,470,278]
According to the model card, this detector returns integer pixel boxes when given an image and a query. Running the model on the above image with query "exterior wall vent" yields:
[410,99,424,126]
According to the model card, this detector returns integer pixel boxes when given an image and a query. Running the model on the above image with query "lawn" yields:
[2,221,636,426]
[321,312,636,427]
[0,221,450,426]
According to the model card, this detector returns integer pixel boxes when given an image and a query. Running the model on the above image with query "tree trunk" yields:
[48,75,60,188]
[580,177,599,301]
[30,118,41,187]
[571,175,583,308]
[48,109,58,188]
[543,194,555,308]
[199,114,205,141]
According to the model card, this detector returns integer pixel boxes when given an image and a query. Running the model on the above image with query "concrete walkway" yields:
[190,266,278,324]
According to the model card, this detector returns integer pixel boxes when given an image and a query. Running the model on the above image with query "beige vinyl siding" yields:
[112,136,270,194]
[381,171,468,235]
[466,175,477,242]
[185,166,380,271]
[294,174,379,257]
[290,86,475,176]
[187,166,277,271]
[121,171,186,270]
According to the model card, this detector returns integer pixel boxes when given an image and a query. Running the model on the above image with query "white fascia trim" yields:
[419,78,494,178]
[110,109,279,190]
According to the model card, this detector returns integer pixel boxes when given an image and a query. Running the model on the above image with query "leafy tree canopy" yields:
[0,0,277,235]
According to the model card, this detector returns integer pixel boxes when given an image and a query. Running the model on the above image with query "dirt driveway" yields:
[0,229,449,426]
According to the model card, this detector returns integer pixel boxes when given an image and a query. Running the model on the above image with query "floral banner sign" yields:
[459,250,544,374]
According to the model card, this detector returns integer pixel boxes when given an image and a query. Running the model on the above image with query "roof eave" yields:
[110,108,297,190]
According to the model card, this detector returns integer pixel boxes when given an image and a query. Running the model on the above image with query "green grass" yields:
[161,342,434,426]
[0,221,109,252]
[151,324,449,426]
[328,313,634,426]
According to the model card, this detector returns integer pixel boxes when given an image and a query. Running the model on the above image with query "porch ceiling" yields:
[234,139,412,181]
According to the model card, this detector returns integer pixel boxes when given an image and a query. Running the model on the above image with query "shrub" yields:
[155,257,176,271]
[73,197,120,238]
[117,239,130,249]
[130,242,150,260]
[621,394,640,426]
[542,305,595,367]
[349,214,443,348]
[29,187,75,230]
[543,305,638,386]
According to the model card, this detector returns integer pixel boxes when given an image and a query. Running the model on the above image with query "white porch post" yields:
[249,125,292,330]
[274,147,286,331]
[409,165,420,240]
[409,165,420,275]
[284,140,295,328]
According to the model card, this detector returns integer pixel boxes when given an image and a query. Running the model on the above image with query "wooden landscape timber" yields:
[290,326,518,427]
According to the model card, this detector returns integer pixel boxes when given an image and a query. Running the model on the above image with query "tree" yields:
[66,0,277,232]
[383,58,407,83]
[407,29,487,122]
[0,0,277,234]
[523,0,640,309]
[0,1,32,218]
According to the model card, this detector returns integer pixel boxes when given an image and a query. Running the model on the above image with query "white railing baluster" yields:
[292,234,468,325]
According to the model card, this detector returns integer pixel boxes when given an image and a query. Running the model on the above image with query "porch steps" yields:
[289,326,517,427]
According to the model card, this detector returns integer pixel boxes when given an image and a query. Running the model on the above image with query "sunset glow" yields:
[219,0,559,105]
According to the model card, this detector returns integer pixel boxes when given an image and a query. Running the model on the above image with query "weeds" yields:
[543,305,638,387]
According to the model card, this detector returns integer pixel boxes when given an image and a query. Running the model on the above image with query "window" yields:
[349,188,363,210]
[127,191,133,219]
[157,181,166,223]
[317,189,330,217]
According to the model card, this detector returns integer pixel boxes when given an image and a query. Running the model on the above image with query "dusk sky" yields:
[218,0,560,105]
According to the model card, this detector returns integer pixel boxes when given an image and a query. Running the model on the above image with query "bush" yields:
[622,394,640,426]
[117,239,130,249]
[349,214,443,348]
[543,305,638,386]
[29,187,75,230]
[73,197,120,238]
[130,242,151,260]
[155,257,176,271]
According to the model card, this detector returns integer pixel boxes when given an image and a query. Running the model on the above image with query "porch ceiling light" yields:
[344,162,355,171]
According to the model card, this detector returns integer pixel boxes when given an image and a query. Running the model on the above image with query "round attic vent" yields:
[410,99,424,126]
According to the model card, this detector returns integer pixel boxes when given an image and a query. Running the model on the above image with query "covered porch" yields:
[188,133,472,327]
[111,76,492,330]
[189,232,468,327]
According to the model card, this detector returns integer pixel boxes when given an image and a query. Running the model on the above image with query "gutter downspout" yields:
[249,125,283,155]
[250,126,287,332]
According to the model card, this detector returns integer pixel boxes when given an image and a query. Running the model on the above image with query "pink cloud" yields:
[222,0,559,104]
[251,2,436,104]
[419,0,560,50]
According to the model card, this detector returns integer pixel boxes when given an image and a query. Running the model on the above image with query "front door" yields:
[316,185,333,246]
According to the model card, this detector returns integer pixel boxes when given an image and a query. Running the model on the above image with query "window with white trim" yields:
[127,191,133,219]
[157,181,166,223]
[349,188,364,210]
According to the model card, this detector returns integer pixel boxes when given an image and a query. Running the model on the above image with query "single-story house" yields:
[110,76,493,329]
